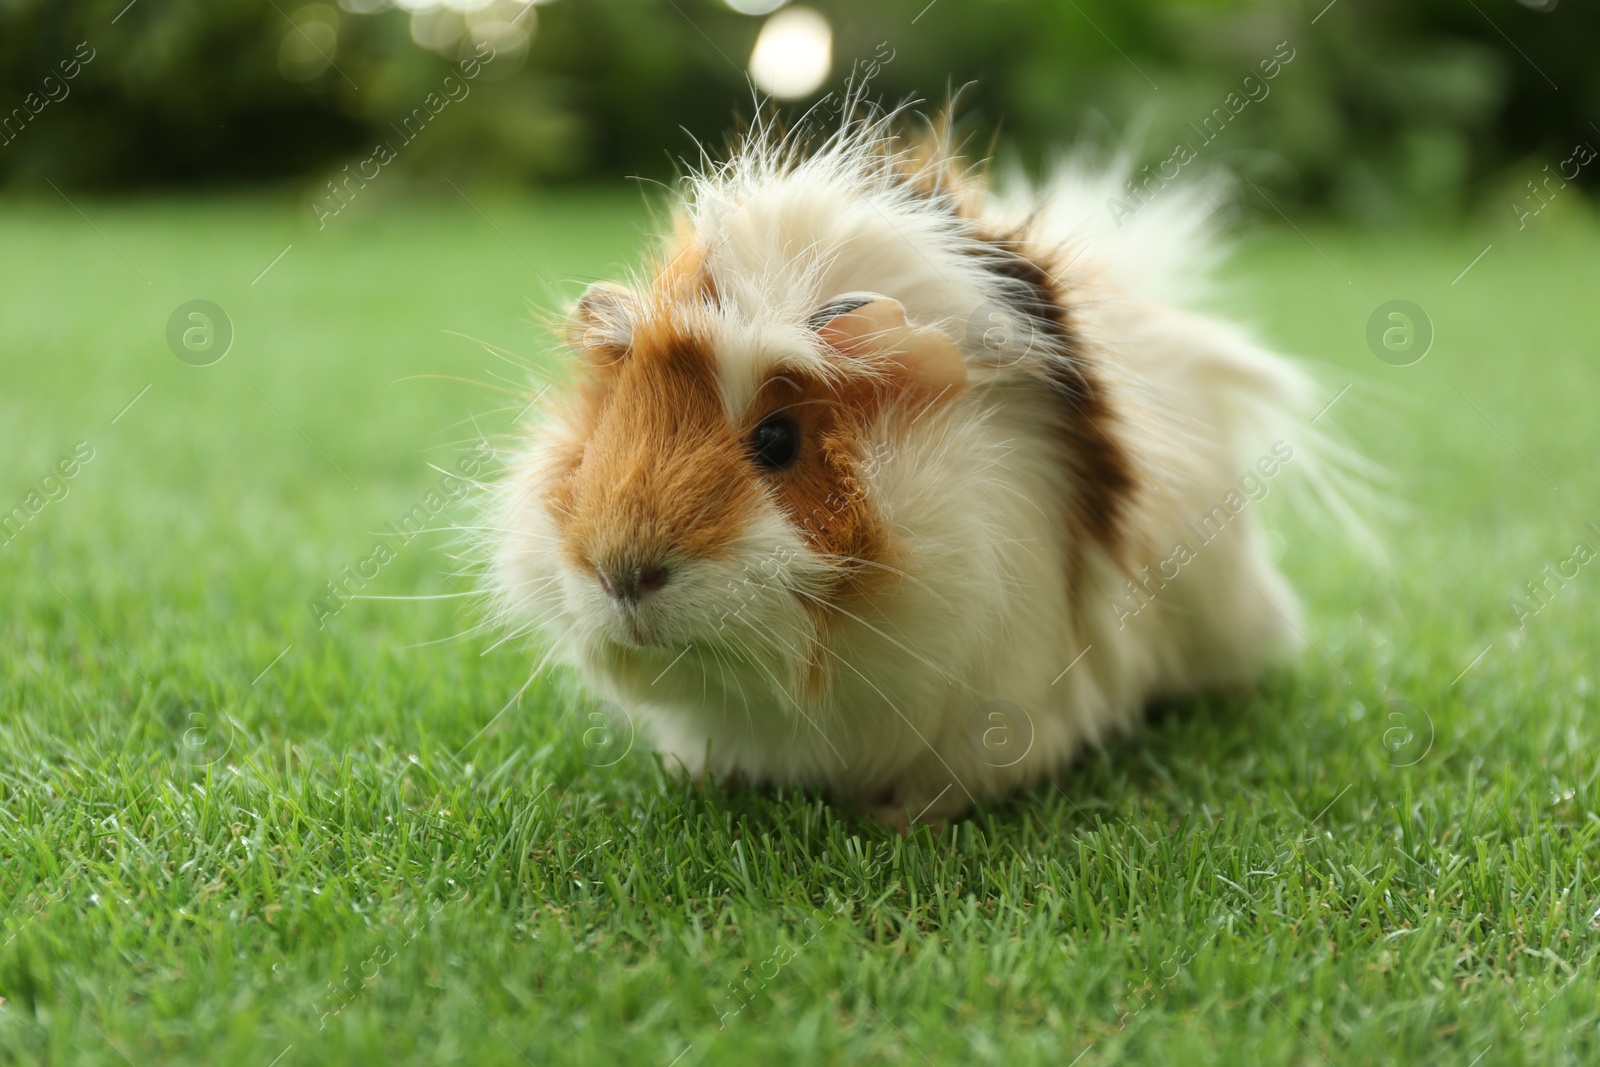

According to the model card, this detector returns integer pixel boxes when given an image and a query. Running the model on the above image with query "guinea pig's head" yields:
[491,256,968,703]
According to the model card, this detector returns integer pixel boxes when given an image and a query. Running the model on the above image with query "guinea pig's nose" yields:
[595,559,671,604]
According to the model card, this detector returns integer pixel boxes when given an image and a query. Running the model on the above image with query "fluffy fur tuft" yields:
[487,110,1353,823]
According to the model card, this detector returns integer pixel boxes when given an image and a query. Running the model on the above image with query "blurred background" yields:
[2,0,1595,224]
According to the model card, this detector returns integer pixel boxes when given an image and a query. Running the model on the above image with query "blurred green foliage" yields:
[0,0,1595,221]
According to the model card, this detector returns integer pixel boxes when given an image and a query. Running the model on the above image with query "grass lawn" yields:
[1,187,1597,1066]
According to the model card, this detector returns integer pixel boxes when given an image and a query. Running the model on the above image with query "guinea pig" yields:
[488,113,1343,826]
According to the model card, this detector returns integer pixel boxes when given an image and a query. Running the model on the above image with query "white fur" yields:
[491,119,1331,818]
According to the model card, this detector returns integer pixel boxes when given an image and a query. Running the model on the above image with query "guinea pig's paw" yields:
[860,785,970,834]
[690,767,746,793]
[859,802,915,834]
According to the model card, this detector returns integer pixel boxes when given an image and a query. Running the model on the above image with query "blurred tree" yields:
[0,0,1594,221]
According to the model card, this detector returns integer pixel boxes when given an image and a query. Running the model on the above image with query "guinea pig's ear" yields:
[566,282,636,364]
[809,293,967,400]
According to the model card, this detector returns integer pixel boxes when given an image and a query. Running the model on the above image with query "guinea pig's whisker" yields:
[433,410,529,440]
[482,368,538,397]
[815,554,955,610]
[522,639,568,683]
[479,619,544,657]
[752,373,802,398]
[449,523,551,539]
[758,396,833,418]
[701,643,741,720]
[397,614,504,651]
[422,460,497,487]
[502,575,563,604]
[349,591,478,601]
[392,372,527,400]
[704,607,838,742]
[788,586,982,700]
[438,330,546,375]
[377,526,470,537]
[720,623,845,765]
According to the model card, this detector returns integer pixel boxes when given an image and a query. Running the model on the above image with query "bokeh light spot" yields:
[748,6,831,100]
[278,5,340,83]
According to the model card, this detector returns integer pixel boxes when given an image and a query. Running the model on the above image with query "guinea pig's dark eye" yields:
[748,415,800,471]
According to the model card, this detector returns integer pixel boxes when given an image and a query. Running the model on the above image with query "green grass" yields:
[2,188,1598,1066]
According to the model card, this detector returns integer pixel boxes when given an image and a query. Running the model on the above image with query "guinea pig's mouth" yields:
[596,599,678,651]
[614,611,658,649]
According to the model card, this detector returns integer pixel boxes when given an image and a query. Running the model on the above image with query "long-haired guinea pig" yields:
[488,113,1347,826]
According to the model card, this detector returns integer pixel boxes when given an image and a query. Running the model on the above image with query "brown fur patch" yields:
[548,315,760,579]
[872,122,1138,563]
[742,368,899,694]
[743,372,890,574]
[975,231,1138,563]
